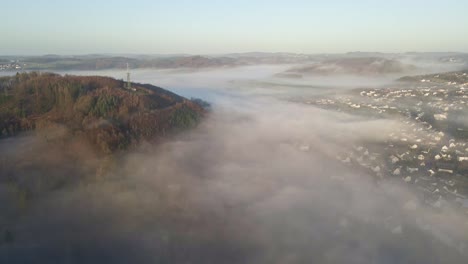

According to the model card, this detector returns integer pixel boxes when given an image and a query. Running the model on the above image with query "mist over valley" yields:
[1,55,468,263]
[2,0,468,262]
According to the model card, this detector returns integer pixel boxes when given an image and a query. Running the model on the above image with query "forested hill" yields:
[0,72,205,154]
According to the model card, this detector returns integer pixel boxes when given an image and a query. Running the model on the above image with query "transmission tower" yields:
[126,63,131,89]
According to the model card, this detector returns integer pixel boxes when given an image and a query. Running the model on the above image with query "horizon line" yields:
[1,51,467,57]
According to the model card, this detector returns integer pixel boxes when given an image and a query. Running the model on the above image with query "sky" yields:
[2,0,468,55]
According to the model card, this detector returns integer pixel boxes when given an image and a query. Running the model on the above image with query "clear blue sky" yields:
[2,0,468,55]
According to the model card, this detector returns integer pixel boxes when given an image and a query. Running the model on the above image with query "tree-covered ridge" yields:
[0,72,205,154]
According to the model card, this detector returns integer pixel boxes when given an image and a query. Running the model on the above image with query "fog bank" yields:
[1,65,468,263]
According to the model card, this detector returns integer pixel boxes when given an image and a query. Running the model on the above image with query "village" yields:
[0,60,23,71]
[295,72,468,213]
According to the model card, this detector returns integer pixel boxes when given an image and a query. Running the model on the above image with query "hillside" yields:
[0,53,316,71]
[0,72,205,154]
[282,57,417,76]
[398,70,468,84]
[2,53,467,72]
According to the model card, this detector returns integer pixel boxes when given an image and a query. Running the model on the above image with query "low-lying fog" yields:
[57,64,401,99]
[1,65,468,263]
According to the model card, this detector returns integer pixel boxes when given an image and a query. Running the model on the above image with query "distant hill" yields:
[9,55,242,70]
[0,53,317,71]
[144,55,239,69]
[0,72,205,154]
[3,53,467,72]
[282,57,417,76]
[398,70,468,84]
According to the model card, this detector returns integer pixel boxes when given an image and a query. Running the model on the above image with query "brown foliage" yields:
[0,72,205,154]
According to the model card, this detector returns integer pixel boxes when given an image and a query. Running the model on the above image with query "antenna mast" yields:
[126,63,131,89]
